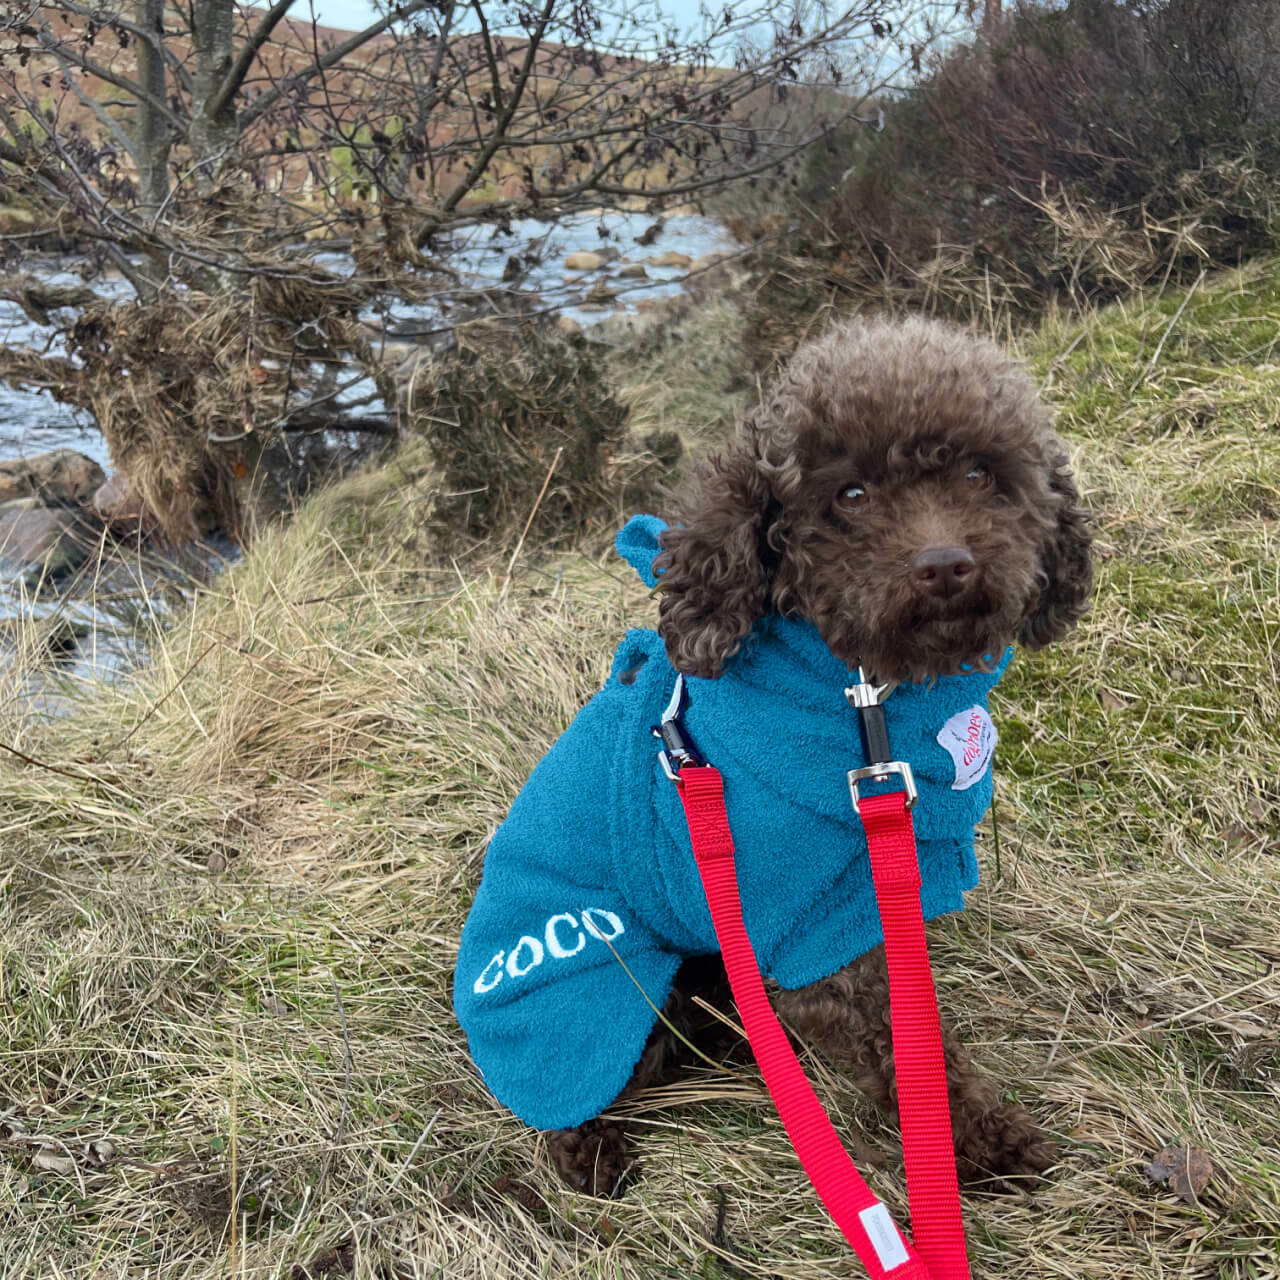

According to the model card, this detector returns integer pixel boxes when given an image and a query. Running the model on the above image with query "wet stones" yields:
[0,497,98,576]
[0,449,156,579]
[0,448,105,506]
[564,247,622,272]
[564,250,606,271]
[91,470,151,530]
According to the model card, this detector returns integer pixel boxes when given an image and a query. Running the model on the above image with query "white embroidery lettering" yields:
[581,907,625,942]
[506,935,544,977]
[473,951,506,994]
[472,908,628,996]
[545,912,585,958]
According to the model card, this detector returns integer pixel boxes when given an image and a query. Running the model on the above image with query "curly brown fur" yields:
[773,948,1056,1191]
[655,315,1093,681]
[551,317,1085,1199]
[545,955,744,1196]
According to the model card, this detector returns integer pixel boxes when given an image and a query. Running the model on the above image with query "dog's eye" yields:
[836,483,869,510]
[965,466,994,489]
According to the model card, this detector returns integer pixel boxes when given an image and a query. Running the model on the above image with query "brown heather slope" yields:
[3,4,791,204]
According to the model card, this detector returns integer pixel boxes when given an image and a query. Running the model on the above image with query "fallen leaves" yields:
[29,1147,77,1176]
[1,1107,120,1182]
[84,1137,118,1168]
[1146,1144,1214,1206]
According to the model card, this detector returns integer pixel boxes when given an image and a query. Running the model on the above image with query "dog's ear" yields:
[654,446,778,678]
[1019,451,1094,649]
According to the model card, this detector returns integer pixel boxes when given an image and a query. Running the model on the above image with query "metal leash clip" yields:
[844,667,917,812]
[653,673,702,781]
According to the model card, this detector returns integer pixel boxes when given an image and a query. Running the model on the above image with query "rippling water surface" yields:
[0,263,121,468]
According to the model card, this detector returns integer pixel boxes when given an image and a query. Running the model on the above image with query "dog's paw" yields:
[546,1118,636,1197]
[953,1101,1057,1194]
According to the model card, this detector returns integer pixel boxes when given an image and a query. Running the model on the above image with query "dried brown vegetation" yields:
[0,270,1278,1276]
[1,0,929,541]
[411,319,674,555]
[739,0,1280,370]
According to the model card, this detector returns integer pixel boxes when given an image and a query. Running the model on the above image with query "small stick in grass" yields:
[316,972,354,1194]
[501,446,564,598]
[106,639,219,755]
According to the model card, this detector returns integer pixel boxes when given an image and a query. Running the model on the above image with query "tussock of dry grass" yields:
[603,300,755,459]
[28,266,391,542]
[1,283,1278,1278]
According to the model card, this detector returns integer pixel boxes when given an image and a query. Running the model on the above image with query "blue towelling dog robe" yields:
[454,515,1011,1132]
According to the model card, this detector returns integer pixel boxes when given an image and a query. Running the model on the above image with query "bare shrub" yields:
[1,0,941,541]
[744,0,1280,366]
[411,322,673,555]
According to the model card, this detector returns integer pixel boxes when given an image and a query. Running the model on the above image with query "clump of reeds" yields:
[409,318,677,559]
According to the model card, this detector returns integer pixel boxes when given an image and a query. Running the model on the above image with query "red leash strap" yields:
[676,765,970,1280]
[857,791,970,1280]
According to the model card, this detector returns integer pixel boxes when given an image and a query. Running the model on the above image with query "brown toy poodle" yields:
[544,315,1093,1197]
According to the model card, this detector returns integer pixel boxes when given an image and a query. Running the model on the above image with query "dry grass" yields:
[602,299,755,459]
[0,280,1278,1278]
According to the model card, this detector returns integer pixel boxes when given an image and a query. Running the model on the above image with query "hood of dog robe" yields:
[453,514,1011,1132]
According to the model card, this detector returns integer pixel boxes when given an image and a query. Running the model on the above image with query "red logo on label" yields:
[961,710,985,766]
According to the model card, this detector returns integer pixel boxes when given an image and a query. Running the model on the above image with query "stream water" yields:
[0,210,739,690]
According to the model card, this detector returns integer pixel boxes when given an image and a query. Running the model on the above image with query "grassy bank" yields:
[0,276,1277,1279]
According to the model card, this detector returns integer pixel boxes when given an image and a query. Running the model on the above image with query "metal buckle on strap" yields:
[848,760,918,812]
[845,667,916,812]
[843,673,899,709]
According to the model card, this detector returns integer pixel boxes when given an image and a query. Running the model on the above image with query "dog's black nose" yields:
[912,545,977,599]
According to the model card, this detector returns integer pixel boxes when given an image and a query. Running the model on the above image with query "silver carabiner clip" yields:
[653,673,701,781]
[844,667,916,812]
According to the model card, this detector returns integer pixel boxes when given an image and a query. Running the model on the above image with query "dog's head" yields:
[655,316,1093,683]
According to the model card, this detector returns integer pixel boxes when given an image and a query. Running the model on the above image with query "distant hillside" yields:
[6,5,815,207]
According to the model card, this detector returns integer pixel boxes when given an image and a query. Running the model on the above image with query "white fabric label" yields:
[858,1202,911,1270]
[936,704,997,791]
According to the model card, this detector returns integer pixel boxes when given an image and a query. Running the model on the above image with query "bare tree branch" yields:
[236,0,439,131]
[46,0,195,96]
[426,0,558,238]
[204,0,296,125]
[0,0,956,540]
[26,6,186,133]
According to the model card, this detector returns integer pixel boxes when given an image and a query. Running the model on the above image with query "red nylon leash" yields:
[674,764,971,1280]
[857,790,970,1280]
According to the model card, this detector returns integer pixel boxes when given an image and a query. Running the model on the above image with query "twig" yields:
[592,932,749,1080]
[1042,328,1086,390]
[990,785,1002,881]
[0,739,127,795]
[230,1031,239,1274]
[384,1109,441,1199]
[106,640,218,754]
[290,590,455,607]
[499,446,563,597]
[316,972,354,1193]
[1128,270,1206,394]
